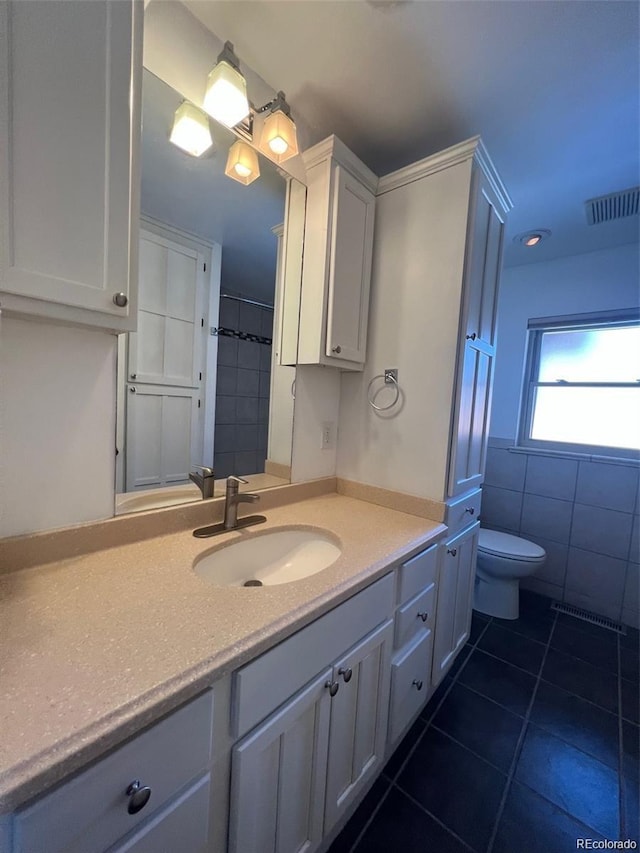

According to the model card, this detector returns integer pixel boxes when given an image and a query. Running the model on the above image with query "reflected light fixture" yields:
[225,140,260,185]
[203,41,250,129]
[169,101,213,157]
[257,91,299,163]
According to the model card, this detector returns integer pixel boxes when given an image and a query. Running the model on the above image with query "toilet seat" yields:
[478,530,545,563]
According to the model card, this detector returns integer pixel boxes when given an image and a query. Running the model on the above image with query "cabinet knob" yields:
[447,548,457,557]
[465,332,477,341]
[126,780,151,814]
[331,345,342,354]
[338,666,353,683]
[465,507,475,515]
[113,292,129,308]
[412,679,423,691]
[417,611,429,622]
[325,679,340,697]
[129,386,136,393]
[130,373,137,380]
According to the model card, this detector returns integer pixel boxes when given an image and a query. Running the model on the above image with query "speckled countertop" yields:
[0,492,445,813]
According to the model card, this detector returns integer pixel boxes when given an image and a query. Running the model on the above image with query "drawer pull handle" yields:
[412,679,424,691]
[338,666,353,683]
[325,679,340,697]
[465,507,475,515]
[417,611,429,622]
[126,780,151,815]
[447,548,457,557]
[466,332,477,341]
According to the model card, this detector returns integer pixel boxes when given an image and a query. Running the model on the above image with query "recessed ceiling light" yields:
[513,229,551,247]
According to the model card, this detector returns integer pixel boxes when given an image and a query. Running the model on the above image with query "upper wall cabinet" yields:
[296,136,377,371]
[0,0,142,333]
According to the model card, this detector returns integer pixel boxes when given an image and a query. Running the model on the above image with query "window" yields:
[519,311,640,458]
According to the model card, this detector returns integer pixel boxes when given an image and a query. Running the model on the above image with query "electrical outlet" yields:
[321,421,335,450]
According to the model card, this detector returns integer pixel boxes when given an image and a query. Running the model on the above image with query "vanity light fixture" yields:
[203,41,250,129]
[257,91,299,163]
[169,101,213,157]
[514,229,551,247]
[225,140,260,185]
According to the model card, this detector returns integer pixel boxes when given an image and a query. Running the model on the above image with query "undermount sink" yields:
[193,528,342,587]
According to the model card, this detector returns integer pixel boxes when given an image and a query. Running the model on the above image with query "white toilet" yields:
[474,529,546,620]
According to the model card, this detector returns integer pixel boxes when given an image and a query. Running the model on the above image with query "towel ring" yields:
[367,373,401,411]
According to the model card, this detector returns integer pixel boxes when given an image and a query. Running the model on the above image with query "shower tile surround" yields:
[329,593,639,853]
[482,438,640,629]
[214,295,273,478]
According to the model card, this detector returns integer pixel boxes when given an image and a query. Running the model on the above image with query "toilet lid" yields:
[478,529,546,562]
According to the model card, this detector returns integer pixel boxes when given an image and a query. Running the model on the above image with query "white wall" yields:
[490,242,640,440]
[336,159,472,501]
[290,365,340,481]
[0,317,116,537]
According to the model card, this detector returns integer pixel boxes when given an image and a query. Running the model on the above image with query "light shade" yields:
[258,109,299,163]
[225,140,260,185]
[203,60,250,128]
[169,102,213,157]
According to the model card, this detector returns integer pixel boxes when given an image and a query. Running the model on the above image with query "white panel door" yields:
[125,384,198,490]
[324,620,393,832]
[129,230,204,387]
[228,670,332,853]
[0,0,142,330]
[432,522,480,685]
[325,166,375,365]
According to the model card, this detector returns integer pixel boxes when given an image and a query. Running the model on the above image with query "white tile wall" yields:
[482,438,640,628]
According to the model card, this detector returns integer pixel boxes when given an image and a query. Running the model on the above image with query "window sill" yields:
[508,446,640,467]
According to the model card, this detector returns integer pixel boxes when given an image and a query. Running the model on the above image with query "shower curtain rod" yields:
[221,293,274,311]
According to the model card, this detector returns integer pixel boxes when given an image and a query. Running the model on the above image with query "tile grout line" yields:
[485,610,559,853]
[388,782,478,853]
[617,634,626,839]
[345,617,494,853]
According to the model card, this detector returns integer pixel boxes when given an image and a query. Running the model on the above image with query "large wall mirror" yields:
[115,68,298,514]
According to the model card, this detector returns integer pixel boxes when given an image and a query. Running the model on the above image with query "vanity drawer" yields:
[388,630,433,745]
[445,489,482,538]
[397,545,438,606]
[14,691,213,853]
[233,573,394,738]
[109,774,211,853]
[394,582,436,650]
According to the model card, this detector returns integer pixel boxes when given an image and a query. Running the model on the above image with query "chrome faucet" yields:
[189,466,216,499]
[224,475,260,530]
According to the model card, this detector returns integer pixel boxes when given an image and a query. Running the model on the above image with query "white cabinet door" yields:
[125,384,198,491]
[448,170,504,498]
[0,0,142,332]
[324,619,393,832]
[325,166,375,365]
[228,670,332,853]
[432,522,480,686]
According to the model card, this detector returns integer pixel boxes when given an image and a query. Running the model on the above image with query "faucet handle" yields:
[227,475,249,485]
[194,465,215,477]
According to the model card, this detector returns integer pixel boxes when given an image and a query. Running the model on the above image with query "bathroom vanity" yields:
[0,489,451,853]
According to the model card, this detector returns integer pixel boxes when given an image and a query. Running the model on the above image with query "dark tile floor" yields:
[329,591,640,853]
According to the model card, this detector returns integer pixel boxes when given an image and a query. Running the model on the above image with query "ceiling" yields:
[141,70,286,303]
[184,0,640,268]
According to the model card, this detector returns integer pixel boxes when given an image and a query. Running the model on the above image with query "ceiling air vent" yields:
[585,186,640,225]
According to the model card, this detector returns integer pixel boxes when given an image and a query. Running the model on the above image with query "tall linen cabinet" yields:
[338,136,512,688]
